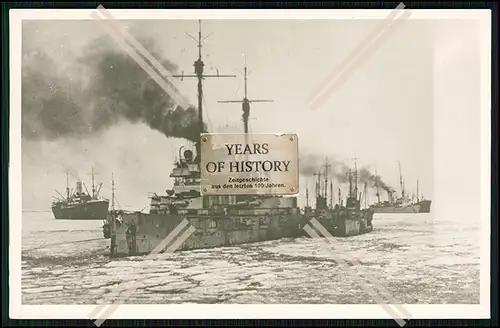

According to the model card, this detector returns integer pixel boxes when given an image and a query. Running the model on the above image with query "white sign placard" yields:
[200,133,299,196]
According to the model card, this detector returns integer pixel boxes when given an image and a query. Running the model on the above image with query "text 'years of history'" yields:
[204,143,291,174]
[200,133,299,195]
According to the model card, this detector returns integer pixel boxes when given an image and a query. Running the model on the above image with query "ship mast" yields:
[347,169,353,197]
[416,178,419,202]
[172,20,236,162]
[305,184,309,207]
[313,171,323,197]
[330,181,333,208]
[111,173,115,211]
[66,171,70,201]
[218,54,273,134]
[322,157,331,200]
[352,157,359,199]
[398,160,405,198]
[91,166,95,199]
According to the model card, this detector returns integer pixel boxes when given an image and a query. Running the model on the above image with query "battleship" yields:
[52,168,109,220]
[107,21,304,257]
[370,161,432,214]
[303,158,374,237]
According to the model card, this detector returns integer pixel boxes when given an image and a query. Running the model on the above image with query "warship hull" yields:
[371,204,421,214]
[110,209,303,257]
[304,209,374,237]
[417,200,432,213]
[52,200,109,220]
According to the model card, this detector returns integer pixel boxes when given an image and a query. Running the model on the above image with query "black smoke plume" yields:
[299,152,349,183]
[358,167,395,193]
[22,35,207,142]
[300,152,394,191]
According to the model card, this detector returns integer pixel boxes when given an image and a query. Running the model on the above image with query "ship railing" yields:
[170,167,201,177]
[227,208,296,216]
[172,187,200,194]
[87,198,109,203]
[169,207,297,217]
[173,182,200,187]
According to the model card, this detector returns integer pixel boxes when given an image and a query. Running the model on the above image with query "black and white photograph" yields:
[10,7,490,322]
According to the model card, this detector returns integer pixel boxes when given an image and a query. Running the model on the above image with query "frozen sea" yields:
[21,211,480,304]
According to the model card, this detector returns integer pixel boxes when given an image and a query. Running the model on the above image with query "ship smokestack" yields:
[76,181,83,195]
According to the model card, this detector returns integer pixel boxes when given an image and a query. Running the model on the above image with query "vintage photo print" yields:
[9,7,491,323]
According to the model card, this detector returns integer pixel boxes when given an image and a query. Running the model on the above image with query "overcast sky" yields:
[20,17,483,211]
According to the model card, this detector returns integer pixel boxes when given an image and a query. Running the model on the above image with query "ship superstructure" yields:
[52,168,109,220]
[108,21,303,257]
[303,158,374,237]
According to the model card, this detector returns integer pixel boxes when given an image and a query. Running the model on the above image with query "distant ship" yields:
[370,161,431,214]
[303,158,374,236]
[52,168,109,220]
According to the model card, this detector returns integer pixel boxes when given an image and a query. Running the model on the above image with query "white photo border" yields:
[9,8,492,320]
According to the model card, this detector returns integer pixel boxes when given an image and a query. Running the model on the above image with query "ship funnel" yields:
[76,181,83,195]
